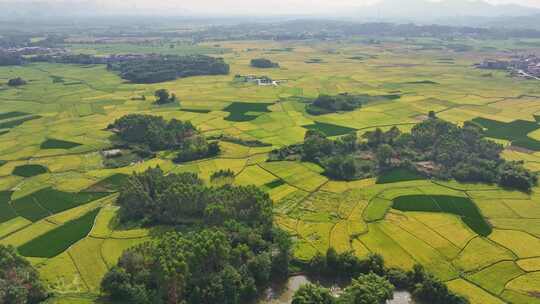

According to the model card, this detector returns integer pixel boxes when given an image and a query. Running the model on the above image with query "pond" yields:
[259,275,414,304]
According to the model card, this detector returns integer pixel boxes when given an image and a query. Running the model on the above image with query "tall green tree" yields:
[0,245,48,304]
[338,273,394,304]
[292,284,335,304]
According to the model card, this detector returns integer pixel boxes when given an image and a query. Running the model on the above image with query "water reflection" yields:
[259,275,413,304]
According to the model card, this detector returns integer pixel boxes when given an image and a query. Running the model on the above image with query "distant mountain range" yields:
[353,0,540,23]
[1,0,540,30]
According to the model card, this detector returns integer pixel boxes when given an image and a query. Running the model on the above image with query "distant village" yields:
[234,74,286,86]
[476,54,540,80]
[0,46,67,55]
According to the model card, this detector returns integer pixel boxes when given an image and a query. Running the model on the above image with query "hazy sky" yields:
[3,0,540,14]
[100,0,540,11]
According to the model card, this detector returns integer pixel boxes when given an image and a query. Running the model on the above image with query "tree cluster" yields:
[101,167,291,304]
[306,94,363,116]
[269,118,538,191]
[116,167,271,226]
[154,89,178,105]
[210,169,235,184]
[108,55,230,83]
[0,245,48,304]
[391,265,468,304]
[293,273,394,304]
[250,58,279,68]
[269,130,370,181]
[29,53,108,65]
[108,114,219,163]
[208,134,272,148]
[7,77,27,86]
[294,247,467,304]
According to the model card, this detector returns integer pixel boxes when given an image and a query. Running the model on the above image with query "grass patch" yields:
[12,164,48,177]
[303,122,357,137]
[364,197,393,222]
[223,102,273,122]
[392,195,492,236]
[473,117,540,151]
[404,80,439,85]
[376,168,425,184]
[85,174,129,192]
[40,138,82,150]
[305,58,324,64]
[0,111,29,120]
[18,208,100,258]
[0,191,16,223]
[263,179,285,189]
[180,108,211,114]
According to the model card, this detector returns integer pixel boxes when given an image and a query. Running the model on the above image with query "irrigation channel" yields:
[258,275,414,304]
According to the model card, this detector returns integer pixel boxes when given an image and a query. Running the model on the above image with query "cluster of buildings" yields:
[477,54,540,80]
[234,74,285,86]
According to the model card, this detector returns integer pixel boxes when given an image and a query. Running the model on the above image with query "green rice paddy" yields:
[0,111,29,120]
[303,122,357,137]
[12,164,48,177]
[40,139,83,149]
[18,208,100,258]
[0,115,41,130]
[473,117,540,151]
[0,37,539,304]
[85,174,129,192]
[10,188,108,222]
[223,102,274,122]
[0,191,15,223]
[376,168,426,184]
[393,195,492,236]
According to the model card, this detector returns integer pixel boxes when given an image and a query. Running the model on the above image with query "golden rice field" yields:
[1,38,540,304]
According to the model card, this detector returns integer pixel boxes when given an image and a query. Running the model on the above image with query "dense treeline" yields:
[293,247,467,304]
[101,167,291,304]
[250,58,279,68]
[7,77,27,86]
[0,245,48,304]
[28,53,108,65]
[108,55,230,83]
[108,114,219,163]
[306,94,363,115]
[0,52,23,66]
[208,134,272,147]
[269,117,538,191]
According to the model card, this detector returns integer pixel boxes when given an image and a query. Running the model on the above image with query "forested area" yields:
[108,55,230,83]
[108,114,219,163]
[101,167,291,304]
[0,245,48,304]
[306,94,363,115]
[270,117,538,191]
[0,52,23,66]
